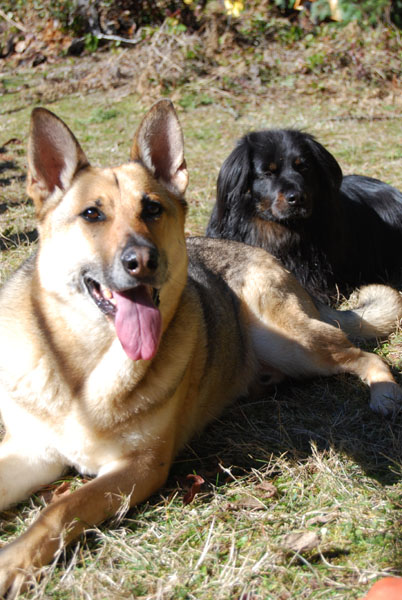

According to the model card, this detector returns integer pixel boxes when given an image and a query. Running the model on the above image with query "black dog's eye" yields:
[142,197,163,221]
[262,162,278,177]
[294,158,308,172]
[80,207,106,222]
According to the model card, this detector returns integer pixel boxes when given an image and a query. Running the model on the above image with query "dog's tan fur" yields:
[0,100,401,596]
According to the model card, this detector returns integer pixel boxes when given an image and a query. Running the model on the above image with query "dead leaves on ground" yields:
[182,474,205,505]
[38,478,90,504]
[281,530,321,554]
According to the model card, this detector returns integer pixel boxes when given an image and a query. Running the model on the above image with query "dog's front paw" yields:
[0,543,34,599]
[369,381,402,417]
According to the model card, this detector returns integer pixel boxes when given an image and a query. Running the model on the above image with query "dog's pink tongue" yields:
[113,287,161,361]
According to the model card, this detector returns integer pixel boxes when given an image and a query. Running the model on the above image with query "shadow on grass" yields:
[0,150,26,186]
[0,174,26,186]
[173,374,402,487]
[0,229,38,251]
[0,160,16,173]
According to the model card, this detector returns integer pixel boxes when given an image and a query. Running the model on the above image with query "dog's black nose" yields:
[121,245,159,278]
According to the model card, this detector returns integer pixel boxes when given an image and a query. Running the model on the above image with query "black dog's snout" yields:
[121,244,159,278]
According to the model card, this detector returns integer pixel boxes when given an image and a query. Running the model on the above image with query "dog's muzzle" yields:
[271,190,311,221]
[120,243,159,280]
[82,237,164,361]
[83,277,160,316]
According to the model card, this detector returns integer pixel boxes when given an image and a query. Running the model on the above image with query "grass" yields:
[0,19,402,599]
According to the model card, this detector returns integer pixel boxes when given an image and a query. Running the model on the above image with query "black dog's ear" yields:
[304,134,343,192]
[206,137,251,236]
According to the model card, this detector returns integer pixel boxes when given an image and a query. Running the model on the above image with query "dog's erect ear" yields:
[130,99,188,197]
[27,108,89,214]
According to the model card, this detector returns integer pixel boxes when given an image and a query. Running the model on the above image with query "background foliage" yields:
[1,0,402,44]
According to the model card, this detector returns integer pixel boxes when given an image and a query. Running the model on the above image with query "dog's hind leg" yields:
[249,309,401,416]
[295,321,402,416]
[237,259,401,416]
[346,351,402,416]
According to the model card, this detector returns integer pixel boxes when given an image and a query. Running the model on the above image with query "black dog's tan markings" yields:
[0,101,401,596]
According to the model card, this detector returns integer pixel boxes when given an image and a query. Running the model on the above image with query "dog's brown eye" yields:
[294,159,307,172]
[263,163,277,177]
[142,199,163,221]
[81,207,106,222]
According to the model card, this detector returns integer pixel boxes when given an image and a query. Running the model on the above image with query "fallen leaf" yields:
[305,510,339,526]
[15,40,28,54]
[183,474,205,505]
[38,480,72,503]
[2,138,22,148]
[50,480,72,502]
[255,482,278,499]
[227,494,267,511]
[281,530,320,554]
[38,478,90,503]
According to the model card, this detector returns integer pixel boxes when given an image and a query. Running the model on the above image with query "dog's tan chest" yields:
[0,376,180,477]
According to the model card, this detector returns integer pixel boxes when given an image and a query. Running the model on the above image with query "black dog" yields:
[206,129,402,303]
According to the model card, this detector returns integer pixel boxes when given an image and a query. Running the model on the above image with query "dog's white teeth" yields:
[101,285,113,300]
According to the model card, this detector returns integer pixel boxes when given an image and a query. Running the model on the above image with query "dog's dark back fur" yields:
[206,129,402,302]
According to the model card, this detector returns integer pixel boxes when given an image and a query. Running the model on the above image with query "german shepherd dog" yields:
[0,100,401,595]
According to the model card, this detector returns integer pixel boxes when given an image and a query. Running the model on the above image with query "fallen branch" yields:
[0,8,27,33]
[95,32,142,46]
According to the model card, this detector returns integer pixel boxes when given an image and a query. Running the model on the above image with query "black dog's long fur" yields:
[206,129,402,303]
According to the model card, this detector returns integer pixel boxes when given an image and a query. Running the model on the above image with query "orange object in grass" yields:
[361,577,402,599]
